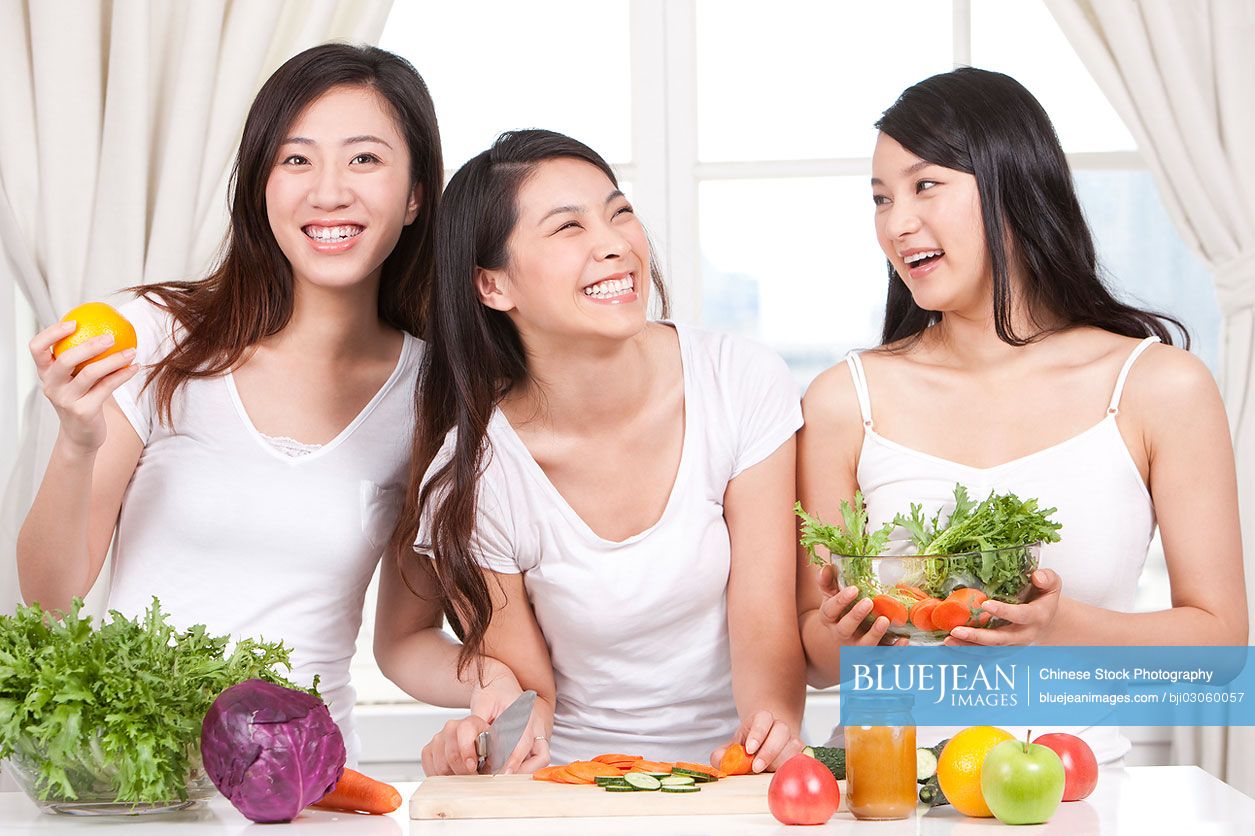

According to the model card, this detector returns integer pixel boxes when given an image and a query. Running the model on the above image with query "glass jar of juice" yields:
[843,695,916,820]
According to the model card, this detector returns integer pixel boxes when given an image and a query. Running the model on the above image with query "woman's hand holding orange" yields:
[29,315,138,455]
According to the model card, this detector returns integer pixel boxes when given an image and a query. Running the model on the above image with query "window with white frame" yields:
[357,0,1215,703]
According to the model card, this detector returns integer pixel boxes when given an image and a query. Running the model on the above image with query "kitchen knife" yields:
[475,689,538,776]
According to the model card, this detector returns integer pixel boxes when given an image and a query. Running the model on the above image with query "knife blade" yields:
[475,689,538,776]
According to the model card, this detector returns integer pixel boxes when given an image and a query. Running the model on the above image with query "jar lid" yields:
[843,693,915,707]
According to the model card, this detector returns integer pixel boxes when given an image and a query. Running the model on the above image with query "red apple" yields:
[1033,732,1098,801]
[768,754,840,826]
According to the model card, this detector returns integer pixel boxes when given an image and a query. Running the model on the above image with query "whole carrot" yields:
[311,767,402,815]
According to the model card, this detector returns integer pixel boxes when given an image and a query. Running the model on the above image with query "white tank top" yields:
[839,336,1160,763]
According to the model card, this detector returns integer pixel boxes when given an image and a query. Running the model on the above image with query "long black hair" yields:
[875,67,1187,348]
[392,129,668,673]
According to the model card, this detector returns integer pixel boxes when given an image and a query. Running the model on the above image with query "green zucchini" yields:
[670,767,716,783]
[809,746,846,781]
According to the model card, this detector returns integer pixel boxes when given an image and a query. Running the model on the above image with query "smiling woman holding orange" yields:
[797,68,1247,764]
[16,44,509,764]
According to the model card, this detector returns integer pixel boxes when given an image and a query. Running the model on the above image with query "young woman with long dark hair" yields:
[17,43,509,764]
[392,129,806,775]
[797,67,1246,763]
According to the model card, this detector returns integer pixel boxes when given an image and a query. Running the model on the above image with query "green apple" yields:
[980,736,1066,825]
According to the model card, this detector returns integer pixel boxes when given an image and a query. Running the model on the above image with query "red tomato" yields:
[1033,733,1098,801]
[767,754,840,826]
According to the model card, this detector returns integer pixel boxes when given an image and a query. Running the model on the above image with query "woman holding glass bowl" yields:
[796,67,1247,767]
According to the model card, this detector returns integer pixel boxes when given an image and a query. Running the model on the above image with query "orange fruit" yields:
[936,725,1014,817]
[52,302,137,375]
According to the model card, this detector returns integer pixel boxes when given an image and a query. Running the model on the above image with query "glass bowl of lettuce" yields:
[2,743,217,815]
[797,484,1061,646]
[0,599,304,816]
[829,542,1040,644]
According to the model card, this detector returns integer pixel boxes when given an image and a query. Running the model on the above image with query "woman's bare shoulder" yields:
[1123,339,1220,407]
[803,359,858,419]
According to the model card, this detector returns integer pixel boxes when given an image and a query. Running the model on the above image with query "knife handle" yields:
[475,730,489,770]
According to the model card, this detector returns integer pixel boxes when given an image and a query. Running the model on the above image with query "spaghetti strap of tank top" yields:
[844,352,874,428]
[1107,336,1161,415]
[847,337,1161,427]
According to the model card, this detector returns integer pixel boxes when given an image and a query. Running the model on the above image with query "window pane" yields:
[698,171,1219,386]
[971,0,1136,153]
[1075,170,1219,371]
[700,177,886,385]
[696,1,953,161]
[379,1,632,170]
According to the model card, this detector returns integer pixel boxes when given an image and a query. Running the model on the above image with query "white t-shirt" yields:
[108,298,421,765]
[416,324,803,764]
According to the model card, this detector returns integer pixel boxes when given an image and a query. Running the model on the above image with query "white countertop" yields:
[0,766,1252,835]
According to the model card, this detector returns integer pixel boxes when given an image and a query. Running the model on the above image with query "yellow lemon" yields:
[52,302,137,375]
[936,725,1015,817]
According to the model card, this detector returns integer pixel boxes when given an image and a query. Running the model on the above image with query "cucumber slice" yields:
[916,747,939,782]
[624,773,662,791]
[919,775,949,807]
[595,776,629,787]
[604,785,637,792]
[660,785,701,793]
[670,767,716,783]
[643,772,671,779]
[660,775,695,787]
[802,745,815,758]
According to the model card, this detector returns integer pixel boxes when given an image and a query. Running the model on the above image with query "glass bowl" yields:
[830,541,1041,645]
[2,738,216,816]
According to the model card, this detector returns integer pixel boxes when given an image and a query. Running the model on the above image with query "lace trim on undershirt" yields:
[260,433,323,458]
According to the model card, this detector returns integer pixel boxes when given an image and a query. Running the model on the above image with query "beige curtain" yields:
[0,0,394,614]
[1045,0,1255,796]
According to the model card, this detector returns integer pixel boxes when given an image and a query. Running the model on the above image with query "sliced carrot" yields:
[910,599,941,631]
[549,766,589,784]
[630,760,675,773]
[311,768,402,815]
[893,583,928,600]
[532,765,565,782]
[593,754,643,766]
[718,744,754,776]
[947,587,988,607]
[567,761,623,781]
[931,600,973,632]
[870,595,910,626]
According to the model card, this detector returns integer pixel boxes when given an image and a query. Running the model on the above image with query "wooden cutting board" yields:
[412,773,841,820]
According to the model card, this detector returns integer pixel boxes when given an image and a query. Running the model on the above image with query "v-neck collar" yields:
[226,332,415,465]
[491,323,692,546]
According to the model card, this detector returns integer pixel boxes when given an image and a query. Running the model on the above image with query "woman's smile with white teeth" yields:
[303,225,364,241]
[583,273,635,298]
[904,249,944,264]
